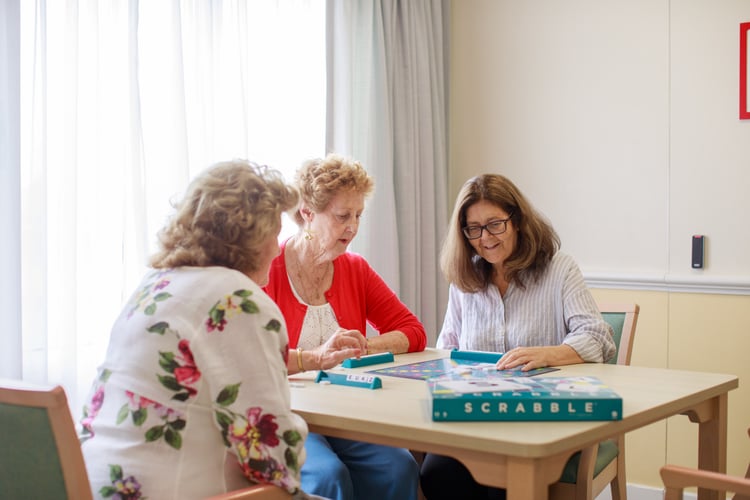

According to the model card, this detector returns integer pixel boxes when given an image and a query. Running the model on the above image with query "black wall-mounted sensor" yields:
[692,235,704,269]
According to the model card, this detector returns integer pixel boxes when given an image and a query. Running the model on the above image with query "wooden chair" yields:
[0,379,290,500]
[660,426,750,500]
[205,485,291,500]
[0,378,94,500]
[549,302,640,500]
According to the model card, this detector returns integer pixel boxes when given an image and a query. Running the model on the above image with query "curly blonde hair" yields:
[292,153,374,224]
[150,160,298,274]
[440,174,560,292]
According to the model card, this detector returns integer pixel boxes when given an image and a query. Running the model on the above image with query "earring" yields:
[301,209,314,240]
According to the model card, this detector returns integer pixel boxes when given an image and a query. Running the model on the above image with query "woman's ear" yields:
[300,205,313,222]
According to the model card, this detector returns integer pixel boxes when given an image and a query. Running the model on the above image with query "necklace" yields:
[290,241,332,305]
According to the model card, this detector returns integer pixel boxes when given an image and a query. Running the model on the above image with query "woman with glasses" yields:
[263,153,426,500]
[419,173,616,500]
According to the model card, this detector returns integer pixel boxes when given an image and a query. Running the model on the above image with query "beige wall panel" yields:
[666,293,750,480]
[591,290,749,487]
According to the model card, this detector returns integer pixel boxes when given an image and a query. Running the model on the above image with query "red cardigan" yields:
[263,242,427,352]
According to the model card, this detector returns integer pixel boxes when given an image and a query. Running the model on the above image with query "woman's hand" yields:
[495,344,583,371]
[310,328,367,370]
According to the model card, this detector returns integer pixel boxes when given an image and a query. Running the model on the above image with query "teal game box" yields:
[428,372,622,422]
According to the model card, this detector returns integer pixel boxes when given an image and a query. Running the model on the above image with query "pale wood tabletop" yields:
[289,348,738,500]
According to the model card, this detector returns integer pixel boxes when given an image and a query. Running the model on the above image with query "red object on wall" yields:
[741,22,750,119]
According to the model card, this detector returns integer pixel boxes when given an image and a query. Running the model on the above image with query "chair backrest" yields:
[205,484,293,500]
[661,425,750,500]
[597,302,640,366]
[0,379,93,500]
[660,464,750,500]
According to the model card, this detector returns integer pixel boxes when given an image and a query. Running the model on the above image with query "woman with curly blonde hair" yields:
[264,153,426,500]
[80,160,357,500]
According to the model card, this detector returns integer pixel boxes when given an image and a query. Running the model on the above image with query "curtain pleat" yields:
[328,0,449,344]
[0,0,23,379]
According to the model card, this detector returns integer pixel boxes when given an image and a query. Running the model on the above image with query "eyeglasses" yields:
[462,213,514,240]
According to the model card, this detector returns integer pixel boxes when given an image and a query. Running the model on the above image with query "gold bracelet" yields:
[296,348,305,372]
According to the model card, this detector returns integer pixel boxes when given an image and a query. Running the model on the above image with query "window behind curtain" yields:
[18,0,325,413]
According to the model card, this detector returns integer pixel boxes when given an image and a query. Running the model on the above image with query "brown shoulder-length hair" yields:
[292,153,374,225]
[149,159,298,275]
[440,174,560,293]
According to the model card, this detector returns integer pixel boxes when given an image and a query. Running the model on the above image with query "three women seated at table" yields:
[80,151,613,500]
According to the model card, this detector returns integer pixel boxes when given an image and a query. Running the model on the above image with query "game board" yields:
[428,374,622,421]
[367,357,558,381]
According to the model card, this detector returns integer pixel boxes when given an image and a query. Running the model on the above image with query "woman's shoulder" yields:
[542,251,584,282]
[335,250,371,271]
[180,264,253,282]
[550,251,577,266]
[159,266,268,302]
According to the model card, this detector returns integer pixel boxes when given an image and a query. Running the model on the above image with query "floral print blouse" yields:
[79,266,307,499]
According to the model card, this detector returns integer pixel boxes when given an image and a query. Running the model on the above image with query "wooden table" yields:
[289,349,738,500]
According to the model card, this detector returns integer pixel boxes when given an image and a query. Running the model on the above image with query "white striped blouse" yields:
[436,252,616,363]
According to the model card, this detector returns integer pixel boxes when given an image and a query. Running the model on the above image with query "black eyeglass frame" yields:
[462,212,514,240]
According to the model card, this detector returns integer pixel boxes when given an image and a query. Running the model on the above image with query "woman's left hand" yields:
[495,344,583,371]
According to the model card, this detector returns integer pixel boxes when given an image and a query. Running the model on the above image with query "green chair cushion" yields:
[0,402,68,499]
[559,440,619,484]
[557,309,628,486]
[601,312,626,365]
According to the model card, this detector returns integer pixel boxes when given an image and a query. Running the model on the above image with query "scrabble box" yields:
[428,372,622,422]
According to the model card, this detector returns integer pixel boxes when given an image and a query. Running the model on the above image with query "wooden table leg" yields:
[458,451,569,499]
[684,393,728,500]
[506,458,548,500]
[504,454,573,500]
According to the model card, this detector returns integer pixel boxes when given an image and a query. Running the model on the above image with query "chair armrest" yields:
[204,484,292,500]
[660,465,750,500]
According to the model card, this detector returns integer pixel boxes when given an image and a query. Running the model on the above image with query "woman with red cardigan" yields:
[264,153,426,500]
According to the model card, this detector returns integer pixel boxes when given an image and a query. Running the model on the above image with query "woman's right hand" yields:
[312,328,367,370]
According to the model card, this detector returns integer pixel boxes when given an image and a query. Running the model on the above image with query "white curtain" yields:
[1,0,22,378]
[327,0,449,345]
[11,0,326,414]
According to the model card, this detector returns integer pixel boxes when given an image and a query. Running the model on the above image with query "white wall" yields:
[449,0,750,491]
[669,1,750,280]
[450,0,750,286]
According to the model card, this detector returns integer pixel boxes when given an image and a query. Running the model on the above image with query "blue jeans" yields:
[301,433,419,500]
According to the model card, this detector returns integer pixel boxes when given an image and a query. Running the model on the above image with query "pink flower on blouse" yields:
[205,294,242,332]
[126,391,157,410]
[125,390,183,422]
[229,407,280,461]
[153,279,170,291]
[246,406,280,447]
[90,385,105,412]
[81,385,105,435]
[174,339,201,391]
[206,316,228,332]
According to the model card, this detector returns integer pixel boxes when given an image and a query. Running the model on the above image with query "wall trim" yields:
[583,272,750,296]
